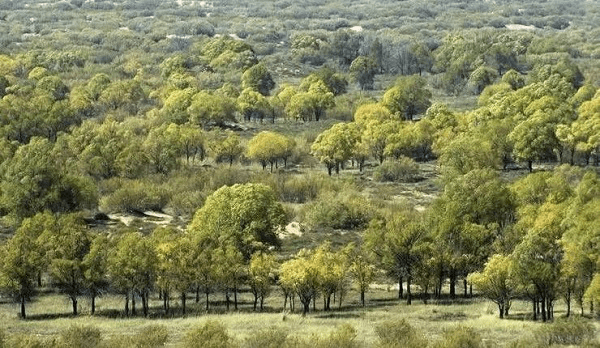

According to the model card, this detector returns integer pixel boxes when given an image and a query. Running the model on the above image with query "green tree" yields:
[241,63,275,96]
[381,75,432,121]
[107,232,157,317]
[210,130,244,166]
[188,91,237,127]
[0,224,42,318]
[279,249,319,316]
[349,56,377,91]
[311,122,360,175]
[348,244,375,307]
[83,234,109,315]
[246,131,295,172]
[237,88,271,122]
[468,254,514,318]
[40,214,90,316]
[188,183,286,260]
[248,252,277,311]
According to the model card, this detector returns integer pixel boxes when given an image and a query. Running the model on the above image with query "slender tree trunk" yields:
[132,293,136,316]
[205,291,209,311]
[72,296,78,316]
[499,303,504,319]
[283,294,288,311]
[398,276,403,299]
[181,292,186,315]
[423,285,429,304]
[260,297,264,311]
[528,160,533,173]
[253,293,258,311]
[361,291,365,307]
[463,279,468,298]
[449,271,456,299]
[566,290,571,318]
[20,295,26,319]
[125,292,130,317]
[141,292,148,317]
[407,276,412,305]
[234,284,238,310]
[225,291,230,311]
[91,290,97,315]
[196,286,200,303]
[541,296,547,322]
[302,300,310,316]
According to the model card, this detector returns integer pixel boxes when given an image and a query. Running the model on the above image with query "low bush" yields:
[436,326,484,348]
[373,157,420,183]
[300,188,373,229]
[100,180,171,213]
[243,327,289,348]
[60,325,102,348]
[534,318,595,346]
[183,321,235,348]
[375,319,428,348]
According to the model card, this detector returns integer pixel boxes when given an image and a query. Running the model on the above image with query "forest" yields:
[1,0,600,347]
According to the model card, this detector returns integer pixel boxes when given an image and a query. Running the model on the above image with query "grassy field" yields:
[1,285,593,347]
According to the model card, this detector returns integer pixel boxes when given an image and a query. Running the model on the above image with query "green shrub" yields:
[182,321,235,348]
[373,158,420,183]
[534,319,595,346]
[206,165,251,192]
[60,325,102,348]
[6,334,58,348]
[317,324,362,348]
[134,325,169,348]
[437,326,484,348]
[100,180,170,213]
[243,327,289,348]
[300,189,373,230]
[375,319,428,348]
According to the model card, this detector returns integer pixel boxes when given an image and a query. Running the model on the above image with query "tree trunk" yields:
[205,291,210,311]
[196,286,200,303]
[20,295,26,319]
[234,284,238,310]
[532,299,537,321]
[260,297,264,311]
[181,292,186,315]
[141,292,148,317]
[449,271,456,299]
[72,296,78,316]
[541,296,547,322]
[91,290,97,315]
[361,291,365,307]
[407,276,412,305]
[132,293,136,316]
[566,290,571,318]
[528,160,533,173]
[499,303,504,319]
[302,300,310,316]
[125,292,130,317]
[283,294,288,311]
[253,293,258,311]
[398,276,403,299]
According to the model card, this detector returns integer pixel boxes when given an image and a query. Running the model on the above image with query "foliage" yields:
[373,157,420,183]
[375,319,428,348]
[183,321,235,348]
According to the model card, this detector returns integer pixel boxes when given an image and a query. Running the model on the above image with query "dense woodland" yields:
[2,0,600,347]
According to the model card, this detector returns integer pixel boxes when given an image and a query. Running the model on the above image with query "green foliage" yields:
[243,327,289,348]
[242,63,275,96]
[59,325,101,348]
[467,254,514,318]
[183,321,235,348]
[246,131,295,171]
[373,157,420,183]
[375,319,428,348]
[534,319,595,346]
[100,180,170,213]
[311,122,360,175]
[381,75,432,120]
[349,56,377,91]
[436,326,484,348]
[189,183,286,259]
[300,189,373,230]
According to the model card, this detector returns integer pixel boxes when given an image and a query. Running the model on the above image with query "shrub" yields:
[373,158,420,183]
[134,325,169,348]
[183,321,235,348]
[300,188,373,229]
[375,319,428,348]
[534,319,595,346]
[100,180,171,213]
[436,326,484,348]
[243,327,289,348]
[6,334,58,348]
[60,325,102,348]
[317,324,362,348]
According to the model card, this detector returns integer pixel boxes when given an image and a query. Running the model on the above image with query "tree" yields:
[188,91,237,127]
[381,75,432,121]
[285,81,334,122]
[248,252,277,311]
[348,244,375,307]
[210,130,244,166]
[0,225,42,319]
[241,63,275,96]
[237,88,271,122]
[213,244,245,311]
[279,249,319,316]
[468,254,514,318]
[311,122,360,175]
[188,183,286,260]
[0,137,97,219]
[365,210,427,304]
[349,56,377,91]
[246,131,295,172]
[40,214,90,316]
[508,111,561,172]
[143,123,181,175]
[107,232,157,317]
[83,234,109,315]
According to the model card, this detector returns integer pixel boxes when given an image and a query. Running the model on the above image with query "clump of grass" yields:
[534,318,596,346]
[436,325,485,348]
[375,319,428,348]
[60,325,102,348]
[243,327,289,348]
[183,320,235,348]
[373,158,420,183]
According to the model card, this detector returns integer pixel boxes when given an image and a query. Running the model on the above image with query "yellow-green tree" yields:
[246,131,295,172]
[468,254,514,318]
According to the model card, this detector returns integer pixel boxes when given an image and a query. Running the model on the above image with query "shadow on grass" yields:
[314,312,362,319]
